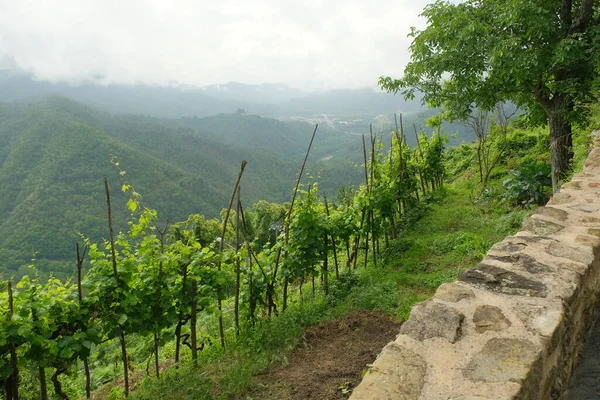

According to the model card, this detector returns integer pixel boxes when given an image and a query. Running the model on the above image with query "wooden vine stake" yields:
[76,242,91,398]
[152,220,168,378]
[394,113,405,215]
[369,125,377,266]
[323,195,339,279]
[174,260,189,366]
[273,124,318,314]
[234,187,241,338]
[190,279,198,366]
[362,133,369,269]
[6,280,19,400]
[218,160,247,348]
[414,123,427,197]
[104,177,129,397]
[238,198,268,326]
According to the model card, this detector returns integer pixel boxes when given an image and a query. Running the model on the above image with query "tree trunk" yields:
[174,319,183,366]
[119,333,129,397]
[153,334,160,377]
[39,366,48,400]
[51,368,69,400]
[548,107,573,191]
[83,360,91,399]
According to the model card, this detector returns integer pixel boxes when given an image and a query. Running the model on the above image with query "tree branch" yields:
[534,80,553,112]
[560,0,573,30]
[570,0,595,33]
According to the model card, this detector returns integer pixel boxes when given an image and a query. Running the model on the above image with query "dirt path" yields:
[246,311,402,400]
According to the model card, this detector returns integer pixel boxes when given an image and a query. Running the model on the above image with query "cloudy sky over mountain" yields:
[0,0,429,90]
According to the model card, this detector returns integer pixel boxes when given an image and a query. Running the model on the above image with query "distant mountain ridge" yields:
[0,71,422,118]
[201,82,305,104]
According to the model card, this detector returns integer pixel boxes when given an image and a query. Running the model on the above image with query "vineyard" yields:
[0,116,446,400]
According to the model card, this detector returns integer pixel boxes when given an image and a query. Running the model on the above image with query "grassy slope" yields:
[123,180,526,400]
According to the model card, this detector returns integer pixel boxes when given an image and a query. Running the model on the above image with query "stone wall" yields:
[350,131,600,400]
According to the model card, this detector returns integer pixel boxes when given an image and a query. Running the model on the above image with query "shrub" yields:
[502,161,552,207]
[431,232,488,259]
[328,272,360,305]
[379,238,414,265]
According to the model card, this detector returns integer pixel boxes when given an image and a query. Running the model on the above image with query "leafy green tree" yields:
[171,214,221,248]
[380,0,600,189]
[245,201,287,251]
[284,184,327,294]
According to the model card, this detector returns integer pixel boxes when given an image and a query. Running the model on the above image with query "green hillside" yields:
[181,112,357,160]
[0,98,361,279]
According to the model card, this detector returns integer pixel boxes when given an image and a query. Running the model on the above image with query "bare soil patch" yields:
[246,310,402,400]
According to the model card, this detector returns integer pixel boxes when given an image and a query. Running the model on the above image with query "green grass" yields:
[121,178,526,400]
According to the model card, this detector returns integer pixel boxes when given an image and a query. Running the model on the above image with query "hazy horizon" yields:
[0,66,392,93]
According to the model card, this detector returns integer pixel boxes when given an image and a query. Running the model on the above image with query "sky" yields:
[0,0,430,90]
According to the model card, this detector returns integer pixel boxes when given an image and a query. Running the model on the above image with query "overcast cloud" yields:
[0,0,429,90]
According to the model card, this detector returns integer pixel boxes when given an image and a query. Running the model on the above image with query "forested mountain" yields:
[181,112,362,160]
[0,97,362,279]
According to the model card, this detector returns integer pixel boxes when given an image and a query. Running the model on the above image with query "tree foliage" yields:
[380,0,600,188]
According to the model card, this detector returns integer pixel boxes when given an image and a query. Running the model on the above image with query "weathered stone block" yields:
[561,181,582,190]
[587,228,600,237]
[490,241,527,253]
[545,242,595,265]
[584,153,600,170]
[400,301,464,343]
[349,342,426,400]
[569,204,599,213]
[531,309,562,337]
[522,217,565,235]
[464,338,540,383]
[580,216,600,226]
[435,282,475,303]
[473,305,512,333]
[575,234,600,247]
[487,253,550,274]
[532,207,568,221]
[459,264,547,297]
[547,192,573,205]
